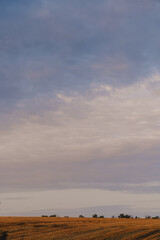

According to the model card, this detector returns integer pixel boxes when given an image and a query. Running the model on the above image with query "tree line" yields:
[41,213,160,219]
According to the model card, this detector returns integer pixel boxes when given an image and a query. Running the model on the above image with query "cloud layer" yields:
[0,0,160,109]
[1,0,160,201]
[1,74,160,192]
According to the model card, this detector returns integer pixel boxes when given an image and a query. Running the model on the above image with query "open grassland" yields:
[1,217,160,240]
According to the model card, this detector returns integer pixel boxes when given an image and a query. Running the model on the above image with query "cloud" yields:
[1,74,160,192]
[1,0,160,111]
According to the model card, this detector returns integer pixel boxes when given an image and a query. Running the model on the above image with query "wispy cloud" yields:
[0,0,160,109]
[1,74,160,192]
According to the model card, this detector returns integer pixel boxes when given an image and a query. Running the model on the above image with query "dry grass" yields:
[0,217,160,240]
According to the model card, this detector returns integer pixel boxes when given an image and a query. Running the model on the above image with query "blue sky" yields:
[1,0,160,216]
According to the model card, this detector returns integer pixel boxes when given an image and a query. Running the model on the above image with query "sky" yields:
[1,0,160,217]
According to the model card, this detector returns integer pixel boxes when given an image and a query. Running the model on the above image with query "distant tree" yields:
[41,215,48,217]
[118,213,131,219]
[112,216,115,218]
[99,216,104,218]
[79,215,84,218]
[49,214,57,217]
[145,215,151,219]
[152,216,159,219]
[118,213,125,218]
[92,214,98,218]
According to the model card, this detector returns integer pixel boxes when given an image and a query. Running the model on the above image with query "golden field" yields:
[1,217,160,240]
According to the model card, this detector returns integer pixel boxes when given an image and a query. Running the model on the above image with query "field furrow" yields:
[1,217,160,240]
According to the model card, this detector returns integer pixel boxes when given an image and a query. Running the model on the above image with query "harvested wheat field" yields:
[1,217,160,240]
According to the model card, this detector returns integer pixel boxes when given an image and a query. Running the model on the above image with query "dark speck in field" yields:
[52,224,71,229]
[17,223,25,226]
[0,231,8,240]
[34,225,46,228]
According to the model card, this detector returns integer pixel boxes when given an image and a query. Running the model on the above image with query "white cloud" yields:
[1,74,160,191]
